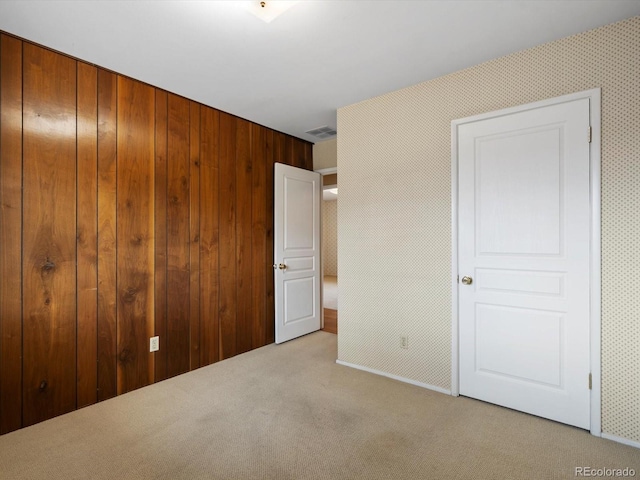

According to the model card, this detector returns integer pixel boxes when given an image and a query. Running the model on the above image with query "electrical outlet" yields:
[150,336,159,352]
[400,335,409,349]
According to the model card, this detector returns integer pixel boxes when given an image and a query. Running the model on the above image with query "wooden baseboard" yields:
[322,309,337,334]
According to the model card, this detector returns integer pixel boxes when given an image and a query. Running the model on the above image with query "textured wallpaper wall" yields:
[337,17,640,443]
[313,138,337,170]
[323,200,338,276]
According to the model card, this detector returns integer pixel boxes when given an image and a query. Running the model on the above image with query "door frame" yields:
[316,166,339,330]
[450,88,602,436]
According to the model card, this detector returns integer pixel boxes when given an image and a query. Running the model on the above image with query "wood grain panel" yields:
[304,142,313,171]
[0,34,23,433]
[294,138,306,169]
[285,136,295,166]
[22,44,77,427]
[322,309,338,334]
[323,174,337,186]
[76,62,98,408]
[219,113,237,359]
[116,75,155,394]
[251,124,267,349]
[199,107,220,366]
[268,133,285,344]
[97,68,118,402]
[166,94,191,377]
[0,32,316,433]
[274,132,286,165]
[189,101,201,370]
[235,119,252,355]
[154,90,169,382]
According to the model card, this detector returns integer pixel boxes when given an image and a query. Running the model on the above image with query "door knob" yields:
[278,263,287,270]
[461,276,473,285]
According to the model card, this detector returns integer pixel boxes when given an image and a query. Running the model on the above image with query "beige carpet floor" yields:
[323,275,338,310]
[0,332,638,479]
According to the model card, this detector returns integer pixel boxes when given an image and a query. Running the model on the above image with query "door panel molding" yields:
[451,88,601,436]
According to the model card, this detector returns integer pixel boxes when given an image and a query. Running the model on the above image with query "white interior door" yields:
[457,97,592,429]
[274,163,321,344]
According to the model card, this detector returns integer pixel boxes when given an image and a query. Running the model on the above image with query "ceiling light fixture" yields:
[243,1,300,23]
[327,188,338,195]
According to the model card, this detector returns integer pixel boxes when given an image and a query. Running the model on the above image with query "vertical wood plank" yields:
[97,68,117,402]
[235,118,252,355]
[22,44,77,426]
[294,138,307,169]
[285,136,295,166]
[116,75,155,394]
[265,131,277,345]
[166,94,190,377]
[304,141,313,171]
[154,90,168,382]
[199,107,220,366]
[189,101,201,370]
[219,113,237,360]
[273,132,286,166]
[251,124,267,349]
[0,34,23,434]
[293,138,302,168]
[76,62,98,409]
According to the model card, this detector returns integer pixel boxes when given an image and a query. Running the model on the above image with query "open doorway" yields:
[322,173,338,334]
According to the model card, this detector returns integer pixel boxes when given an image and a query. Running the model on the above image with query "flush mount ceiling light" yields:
[243,1,300,23]
[326,188,338,195]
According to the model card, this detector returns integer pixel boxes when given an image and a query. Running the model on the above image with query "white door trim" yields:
[450,88,601,436]
[315,167,337,175]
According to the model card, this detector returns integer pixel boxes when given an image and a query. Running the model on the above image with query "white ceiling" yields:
[1,1,639,143]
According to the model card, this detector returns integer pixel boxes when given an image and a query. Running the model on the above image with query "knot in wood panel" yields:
[118,348,133,364]
[41,258,55,271]
[122,287,138,304]
[131,235,143,246]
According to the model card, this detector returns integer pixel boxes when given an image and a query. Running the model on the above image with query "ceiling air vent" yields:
[305,126,337,139]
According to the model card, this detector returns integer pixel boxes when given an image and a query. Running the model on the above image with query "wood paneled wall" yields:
[0,33,313,434]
